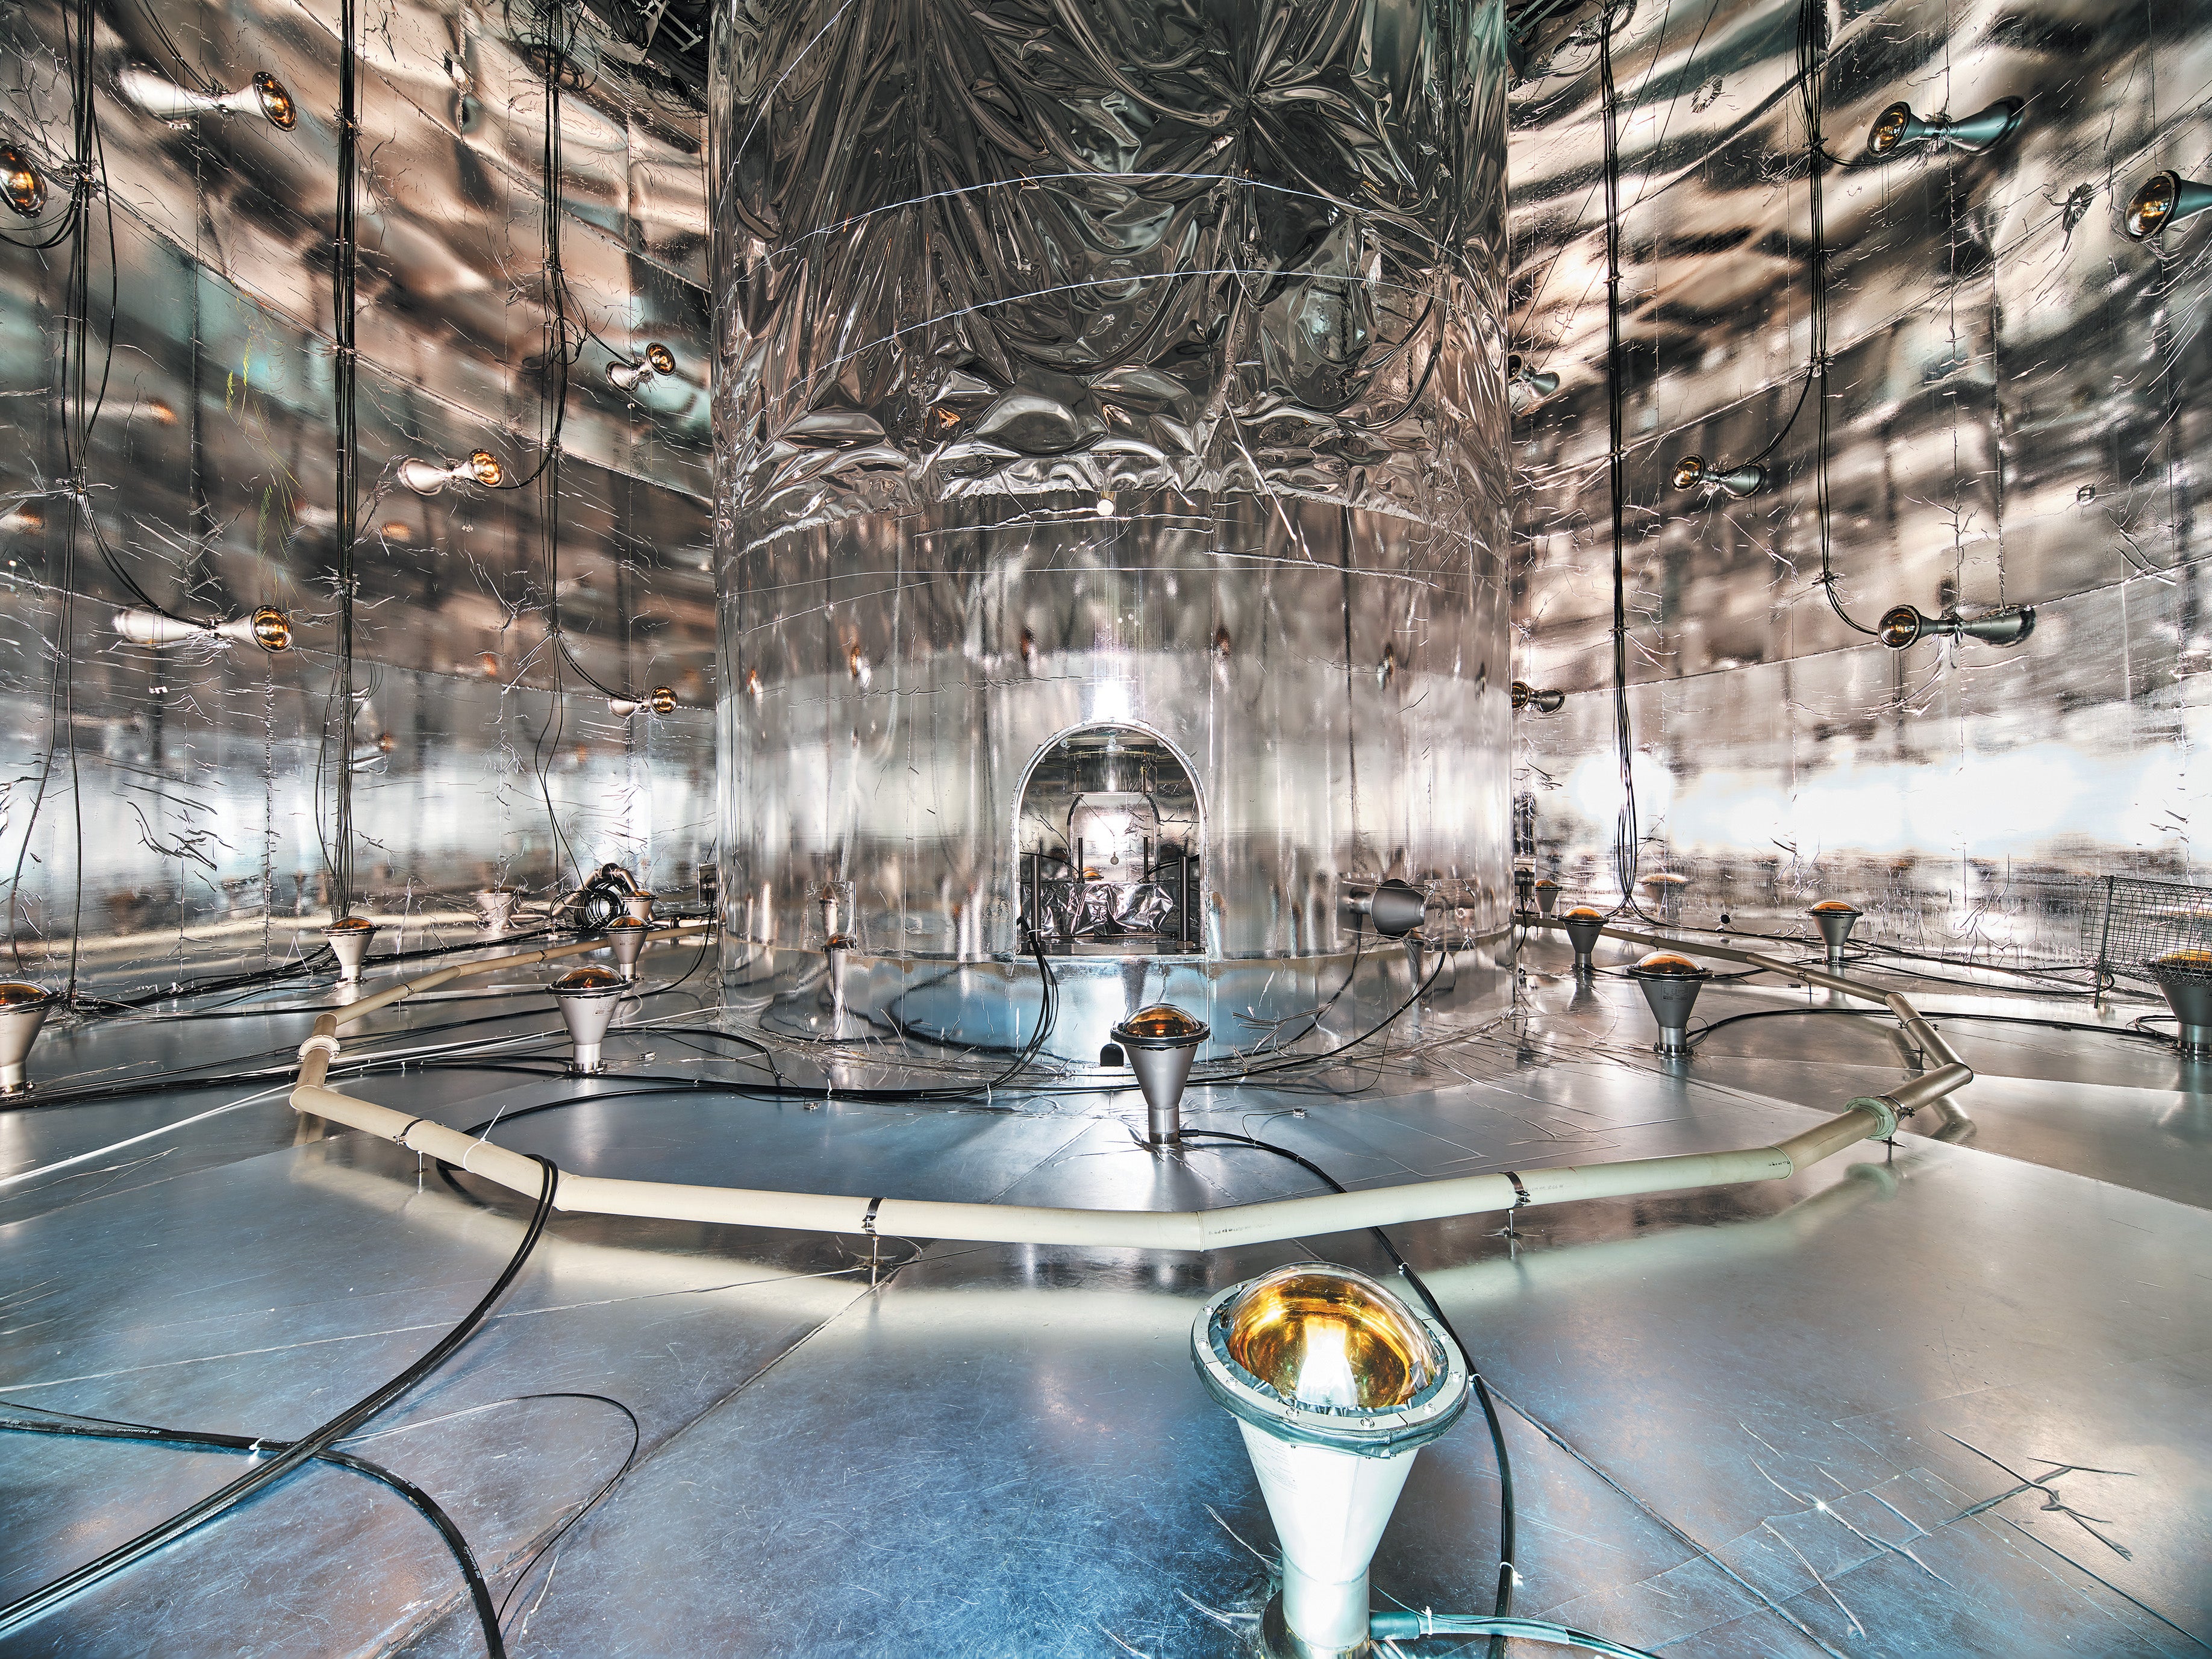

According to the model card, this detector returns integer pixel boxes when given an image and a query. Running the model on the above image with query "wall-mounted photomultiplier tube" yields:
[710,0,1516,1060]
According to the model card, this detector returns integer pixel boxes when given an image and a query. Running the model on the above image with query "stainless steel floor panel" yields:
[2,956,2209,1655]
[0,1131,879,1655]
[1407,1136,2212,1651]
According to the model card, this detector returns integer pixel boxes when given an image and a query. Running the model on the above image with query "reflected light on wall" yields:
[1566,749,1673,834]
[1643,731,2202,861]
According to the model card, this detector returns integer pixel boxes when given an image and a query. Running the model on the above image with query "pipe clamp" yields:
[1846,1096,1902,1139]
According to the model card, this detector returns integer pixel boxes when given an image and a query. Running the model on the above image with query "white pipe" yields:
[292,1080,1890,1249]
[281,917,1964,1251]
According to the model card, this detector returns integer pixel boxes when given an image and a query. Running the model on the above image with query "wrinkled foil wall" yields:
[711,0,1515,1033]
[1509,0,2212,949]
[0,0,716,990]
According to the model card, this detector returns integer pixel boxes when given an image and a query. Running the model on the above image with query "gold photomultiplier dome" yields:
[1631,951,1705,977]
[1221,1266,1439,1412]
[554,966,625,993]
[1118,1004,1207,1043]
[1810,899,1860,914]
[0,983,51,1006]
[2126,170,2177,239]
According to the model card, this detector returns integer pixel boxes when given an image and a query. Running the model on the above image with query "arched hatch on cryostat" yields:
[1014,725,1203,957]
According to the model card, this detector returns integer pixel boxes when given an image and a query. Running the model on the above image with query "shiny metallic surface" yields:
[1561,903,1605,970]
[0,0,716,993]
[710,0,1516,1031]
[1508,0,2212,932]
[0,986,54,1093]
[1116,1002,1209,1145]
[549,963,626,1070]
[1196,1258,1473,1659]
[2148,951,2212,1058]
[4,941,2210,1654]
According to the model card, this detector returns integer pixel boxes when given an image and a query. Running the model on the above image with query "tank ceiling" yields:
[710,0,1516,986]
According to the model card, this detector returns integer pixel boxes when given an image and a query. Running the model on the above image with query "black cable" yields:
[1370,1610,1661,1658]
[1236,927,1367,1058]
[0,1404,505,1656]
[1797,0,1873,636]
[487,1391,642,1628]
[1595,8,1649,922]
[330,0,363,916]
[1226,945,1446,1081]
[73,927,580,1020]
[1683,1005,1888,1049]
[1684,1003,2170,1051]
[0,1155,559,1639]
[1176,1129,1518,1657]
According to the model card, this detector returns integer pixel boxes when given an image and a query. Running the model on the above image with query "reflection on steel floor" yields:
[1,933,2207,1657]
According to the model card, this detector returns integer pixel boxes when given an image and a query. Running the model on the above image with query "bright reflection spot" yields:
[1607,725,2204,861]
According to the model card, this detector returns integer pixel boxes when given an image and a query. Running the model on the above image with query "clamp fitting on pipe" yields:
[1844,1096,1902,1140]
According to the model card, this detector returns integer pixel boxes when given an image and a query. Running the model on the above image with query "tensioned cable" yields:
[331,0,363,914]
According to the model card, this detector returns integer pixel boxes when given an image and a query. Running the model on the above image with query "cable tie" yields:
[296,1033,342,1060]
[861,1196,884,1237]
[1502,1169,1532,1208]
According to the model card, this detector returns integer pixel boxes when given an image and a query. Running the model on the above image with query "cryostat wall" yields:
[1507,0,2212,946]
[0,0,716,993]
[710,0,1515,1023]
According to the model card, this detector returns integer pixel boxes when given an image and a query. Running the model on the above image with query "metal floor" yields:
[2,930,2208,1657]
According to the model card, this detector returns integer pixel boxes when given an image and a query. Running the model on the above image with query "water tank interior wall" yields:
[1510,0,2212,951]
[0,0,716,991]
[711,1,1517,997]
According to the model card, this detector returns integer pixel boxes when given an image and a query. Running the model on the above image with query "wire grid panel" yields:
[2092,876,2212,987]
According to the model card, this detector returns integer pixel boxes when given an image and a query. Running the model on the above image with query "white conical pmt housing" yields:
[605,917,649,981]
[1193,1264,1469,1657]
[551,966,627,1073]
[1113,1004,1209,1144]
[323,918,376,983]
[0,983,55,1095]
